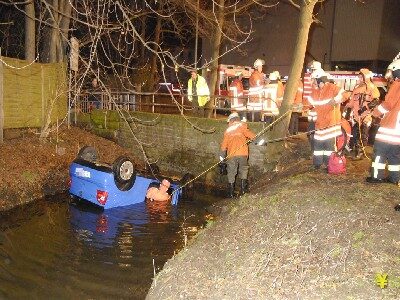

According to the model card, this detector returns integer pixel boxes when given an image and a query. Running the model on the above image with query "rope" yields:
[357,119,371,160]
[172,109,292,195]
[172,111,362,196]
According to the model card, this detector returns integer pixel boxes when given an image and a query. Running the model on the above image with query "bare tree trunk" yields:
[58,0,72,62]
[271,0,318,139]
[139,0,147,64]
[42,0,72,63]
[149,14,161,91]
[49,0,59,63]
[205,0,225,117]
[25,0,36,62]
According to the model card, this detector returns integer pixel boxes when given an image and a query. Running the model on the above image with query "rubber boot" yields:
[228,183,235,198]
[239,179,249,196]
[354,146,362,160]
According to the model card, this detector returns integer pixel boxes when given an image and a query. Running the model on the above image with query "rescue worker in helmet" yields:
[309,68,345,169]
[187,69,210,117]
[262,71,284,125]
[229,71,246,120]
[220,112,263,198]
[305,61,323,153]
[273,70,285,106]
[289,77,305,135]
[366,58,400,192]
[344,68,380,159]
[248,59,266,121]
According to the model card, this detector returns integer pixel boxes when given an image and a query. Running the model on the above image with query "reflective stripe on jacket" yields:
[221,121,256,157]
[375,80,400,145]
[310,82,342,140]
[262,82,283,116]
[188,75,210,107]
[229,79,245,110]
[248,71,265,111]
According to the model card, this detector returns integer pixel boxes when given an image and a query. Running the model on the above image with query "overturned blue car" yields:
[69,146,193,209]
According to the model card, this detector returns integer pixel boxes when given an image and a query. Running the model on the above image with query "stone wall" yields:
[79,111,283,189]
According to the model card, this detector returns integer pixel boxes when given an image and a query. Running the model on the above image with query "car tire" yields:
[77,146,98,162]
[113,156,136,191]
[180,173,195,199]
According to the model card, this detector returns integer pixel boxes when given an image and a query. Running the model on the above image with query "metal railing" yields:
[74,90,286,120]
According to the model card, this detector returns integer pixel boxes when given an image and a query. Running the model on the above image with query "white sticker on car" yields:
[76,167,91,178]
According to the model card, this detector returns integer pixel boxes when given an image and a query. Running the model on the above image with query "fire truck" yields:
[216,64,254,115]
[324,71,387,93]
[302,70,388,109]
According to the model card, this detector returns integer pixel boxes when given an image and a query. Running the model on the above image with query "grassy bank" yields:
[147,144,400,299]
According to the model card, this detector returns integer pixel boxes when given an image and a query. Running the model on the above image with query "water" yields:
[0,193,217,299]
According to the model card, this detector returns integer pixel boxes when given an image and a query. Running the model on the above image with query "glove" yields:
[219,156,225,162]
[372,109,382,118]
[256,139,265,146]
[218,162,227,175]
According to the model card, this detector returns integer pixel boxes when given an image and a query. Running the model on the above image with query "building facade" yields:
[202,0,400,76]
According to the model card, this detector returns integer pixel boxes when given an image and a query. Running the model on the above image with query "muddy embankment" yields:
[0,126,135,212]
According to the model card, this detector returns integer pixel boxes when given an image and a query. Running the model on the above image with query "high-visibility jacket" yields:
[375,80,400,145]
[248,70,265,111]
[309,82,343,140]
[221,121,256,158]
[346,82,380,122]
[229,79,245,111]
[188,74,210,107]
[262,81,284,116]
[293,79,305,113]
[303,73,315,121]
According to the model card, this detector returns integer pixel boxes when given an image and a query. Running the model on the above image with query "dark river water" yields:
[0,192,218,299]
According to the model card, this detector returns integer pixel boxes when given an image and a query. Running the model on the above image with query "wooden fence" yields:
[0,56,67,141]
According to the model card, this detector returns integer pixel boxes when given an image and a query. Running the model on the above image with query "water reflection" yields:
[0,193,213,299]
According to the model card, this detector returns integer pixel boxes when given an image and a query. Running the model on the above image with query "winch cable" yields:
[172,109,293,195]
[173,112,358,195]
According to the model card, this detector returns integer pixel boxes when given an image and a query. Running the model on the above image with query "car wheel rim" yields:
[119,161,134,180]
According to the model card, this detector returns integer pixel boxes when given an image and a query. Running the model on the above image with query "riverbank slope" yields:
[0,126,135,211]
[147,141,400,299]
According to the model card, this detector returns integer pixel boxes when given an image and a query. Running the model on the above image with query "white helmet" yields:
[227,112,240,123]
[310,61,322,70]
[254,58,265,68]
[273,71,281,79]
[269,72,278,81]
[359,68,373,80]
[311,68,327,79]
[385,59,400,80]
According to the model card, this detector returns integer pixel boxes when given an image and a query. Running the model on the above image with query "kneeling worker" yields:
[220,112,264,198]
[146,179,171,202]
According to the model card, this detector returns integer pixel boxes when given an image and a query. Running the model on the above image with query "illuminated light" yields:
[96,190,108,205]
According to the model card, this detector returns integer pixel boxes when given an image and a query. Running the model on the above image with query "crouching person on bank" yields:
[220,112,264,198]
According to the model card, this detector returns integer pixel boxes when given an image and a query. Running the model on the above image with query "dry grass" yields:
[147,139,400,300]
